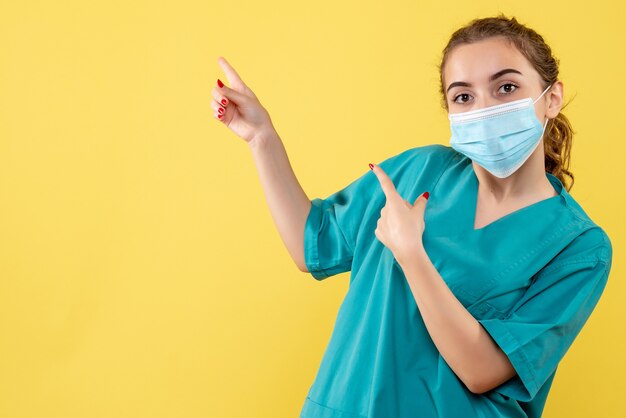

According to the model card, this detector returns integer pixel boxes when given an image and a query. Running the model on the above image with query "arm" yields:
[397,246,517,394]
[248,129,312,272]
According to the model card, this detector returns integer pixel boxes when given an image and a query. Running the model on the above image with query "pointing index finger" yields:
[217,56,247,89]
[371,164,398,199]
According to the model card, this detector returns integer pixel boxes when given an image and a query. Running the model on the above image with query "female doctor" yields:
[210,14,613,418]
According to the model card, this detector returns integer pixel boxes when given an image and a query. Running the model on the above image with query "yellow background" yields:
[1,1,624,417]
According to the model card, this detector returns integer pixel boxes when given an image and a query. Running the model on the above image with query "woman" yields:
[211,14,613,418]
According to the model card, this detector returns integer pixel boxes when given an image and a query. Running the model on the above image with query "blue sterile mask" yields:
[448,84,552,178]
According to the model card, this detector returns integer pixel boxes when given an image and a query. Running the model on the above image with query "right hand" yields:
[211,56,276,145]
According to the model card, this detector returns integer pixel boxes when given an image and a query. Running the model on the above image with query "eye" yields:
[452,93,472,104]
[498,82,518,95]
[452,82,520,105]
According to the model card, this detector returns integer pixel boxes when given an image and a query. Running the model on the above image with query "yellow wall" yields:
[1,1,623,417]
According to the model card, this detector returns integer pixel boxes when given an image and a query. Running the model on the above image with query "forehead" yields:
[443,37,534,87]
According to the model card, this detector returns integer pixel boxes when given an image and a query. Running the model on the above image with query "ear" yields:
[546,80,564,119]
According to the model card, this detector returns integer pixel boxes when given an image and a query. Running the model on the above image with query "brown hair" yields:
[438,14,575,191]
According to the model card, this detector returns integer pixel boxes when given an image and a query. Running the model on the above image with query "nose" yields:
[474,96,500,110]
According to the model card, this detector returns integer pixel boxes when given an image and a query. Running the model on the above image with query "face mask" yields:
[448,84,552,178]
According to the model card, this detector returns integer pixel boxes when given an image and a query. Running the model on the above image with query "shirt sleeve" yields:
[477,227,613,402]
[303,145,445,280]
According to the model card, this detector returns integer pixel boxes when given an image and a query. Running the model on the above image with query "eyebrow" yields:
[446,68,523,94]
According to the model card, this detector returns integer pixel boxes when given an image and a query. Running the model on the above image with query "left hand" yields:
[370,163,429,265]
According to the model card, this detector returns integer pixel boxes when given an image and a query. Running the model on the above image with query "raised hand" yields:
[211,56,277,145]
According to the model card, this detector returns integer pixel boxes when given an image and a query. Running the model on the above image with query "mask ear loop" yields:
[533,83,553,104]
[535,83,553,138]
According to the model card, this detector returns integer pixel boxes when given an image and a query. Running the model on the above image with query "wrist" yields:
[396,242,427,269]
[249,127,279,152]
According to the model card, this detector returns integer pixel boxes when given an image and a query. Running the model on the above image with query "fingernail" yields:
[369,163,374,170]
[221,99,228,106]
[422,191,430,200]
[217,79,224,88]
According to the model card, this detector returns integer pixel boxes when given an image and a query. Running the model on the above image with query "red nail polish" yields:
[423,191,430,200]
[218,107,224,114]
[218,114,223,118]
[221,99,227,106]
[369,163,374,170]
[217,79,224,88]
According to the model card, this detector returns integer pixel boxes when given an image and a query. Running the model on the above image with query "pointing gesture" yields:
[369,163,430,266]
[212,56,277,145]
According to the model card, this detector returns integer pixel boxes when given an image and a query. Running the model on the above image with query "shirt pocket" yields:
[394,252,504,319]
[443,265,500,313]
[454,286,508,320]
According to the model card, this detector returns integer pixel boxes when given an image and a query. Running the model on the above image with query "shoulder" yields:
[564,226,612,264]
[540,225,613,279]
[402,143,457,162]
[379,143,457,172]
[374,144,458,197]
[552,182,614,267]
[556,178,611,241]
